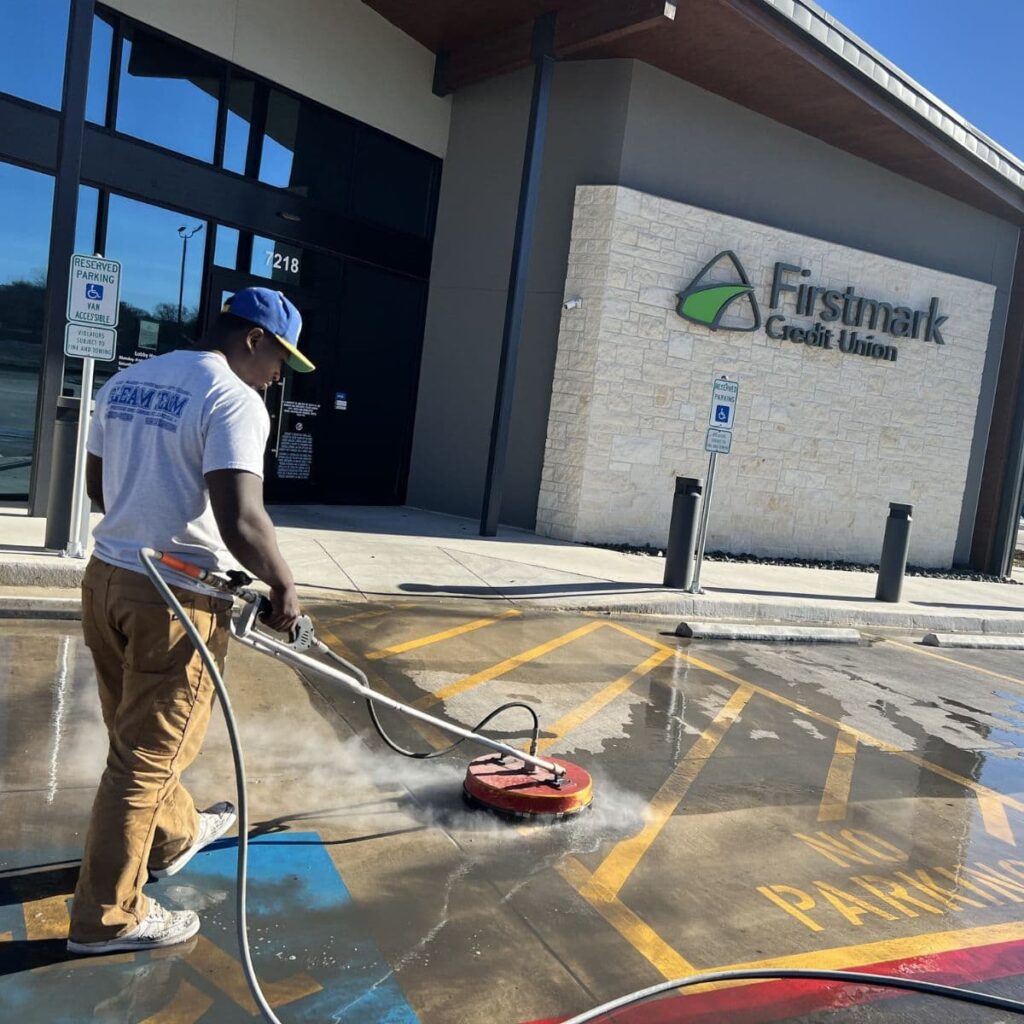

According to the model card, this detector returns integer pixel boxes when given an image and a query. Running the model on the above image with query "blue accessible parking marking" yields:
[186,832,420,1022]
[0,832,419,1023]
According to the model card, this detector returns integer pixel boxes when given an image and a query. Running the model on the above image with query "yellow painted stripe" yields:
[587,686,754,897]
[139,980,214,1024]
[817,729,858,823]
[366,609,520,660]
[557,856,697,978]
[315,623,451,751]
[977,793,1016,846]
[537,648,674,754]
[565,851,1024,995]
[707,917,1024,984]
[607,623,1024,823]
[190,935,321,1012]
[412,620,607,709]
[880,636,1024,689]
[22,894,70,940]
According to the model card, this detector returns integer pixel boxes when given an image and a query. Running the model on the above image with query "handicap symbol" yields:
[85,282,104,301]
[715,404,731,423]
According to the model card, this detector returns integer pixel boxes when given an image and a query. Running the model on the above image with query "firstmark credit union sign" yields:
[676,250,951,363]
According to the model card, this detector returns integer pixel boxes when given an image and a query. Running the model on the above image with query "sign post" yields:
[64,355,96,559]
[688,376,739,594]
[63,255,120,559]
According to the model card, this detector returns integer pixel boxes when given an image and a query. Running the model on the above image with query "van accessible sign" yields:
[677,250,950,364]
[67,254,121,327]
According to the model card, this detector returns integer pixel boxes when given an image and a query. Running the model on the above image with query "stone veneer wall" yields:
[536,186,997,567]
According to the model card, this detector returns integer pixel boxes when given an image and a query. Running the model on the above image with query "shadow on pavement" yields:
[0,863,79,908]
[0,939,71,976]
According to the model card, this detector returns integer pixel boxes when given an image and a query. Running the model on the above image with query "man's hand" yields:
[264,583,301,635]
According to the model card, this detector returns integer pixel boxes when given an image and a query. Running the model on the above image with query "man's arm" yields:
[86,454,105,513]
[206,469,300,632]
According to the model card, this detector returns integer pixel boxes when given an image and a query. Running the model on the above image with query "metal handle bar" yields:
[140,548,566,779]
[231,615,567,779]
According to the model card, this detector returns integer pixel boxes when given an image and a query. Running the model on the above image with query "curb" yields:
[676,622,861,643]
[0,561,87,588]
[0,581,1020,634]
[0,595,82,619]
[530,595,1024,633]
[923,632,1024,650]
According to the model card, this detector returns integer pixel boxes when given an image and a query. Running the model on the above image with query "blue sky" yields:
[819,0,1024,158]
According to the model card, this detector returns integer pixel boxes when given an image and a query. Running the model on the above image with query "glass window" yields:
[0,0,70,109]
[222,74,255,174]
[258,89,354,209]
[214,225,240,270]
[115,26,220,162]
[0,162,55,498]
[74,185,100,259]
[351,131,437,237]
[259,90,300,189]
[85,14,114,125]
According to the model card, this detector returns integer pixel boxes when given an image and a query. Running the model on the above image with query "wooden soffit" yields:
[363,0,1024,222]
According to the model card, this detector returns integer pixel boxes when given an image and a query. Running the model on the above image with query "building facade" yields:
[537,186,999,567]
[3,0,1023,572]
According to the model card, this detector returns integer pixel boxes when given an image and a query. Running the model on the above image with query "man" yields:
[67,287,314,955]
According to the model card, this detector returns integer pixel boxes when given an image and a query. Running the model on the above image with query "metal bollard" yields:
[875,502,913,602]
[43,398,83,550]
[664,477,703,589]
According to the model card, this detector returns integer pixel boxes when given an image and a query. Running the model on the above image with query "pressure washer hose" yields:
[137,551,1024,1023]
[141,549,287,1024]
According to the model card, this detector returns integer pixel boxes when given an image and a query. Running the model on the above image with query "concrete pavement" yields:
[4,610,1024,1021]
[0,503,1022,632]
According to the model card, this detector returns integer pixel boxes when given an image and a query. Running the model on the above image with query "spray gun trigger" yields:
[287,615,316,652]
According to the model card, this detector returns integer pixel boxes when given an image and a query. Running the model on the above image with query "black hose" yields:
[316,643,543,758]
[366,698,541,759]
[559,967,1024,1022]
[139,549,285,1024]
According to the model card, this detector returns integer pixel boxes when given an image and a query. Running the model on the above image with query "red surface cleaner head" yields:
[463,754,593,821]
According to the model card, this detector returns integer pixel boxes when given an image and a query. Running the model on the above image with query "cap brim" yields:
[275,334,315,373]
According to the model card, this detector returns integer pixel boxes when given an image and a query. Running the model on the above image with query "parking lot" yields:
[2,603,1024,1022]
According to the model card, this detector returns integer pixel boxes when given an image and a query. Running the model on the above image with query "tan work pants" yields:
[69,558,231,942]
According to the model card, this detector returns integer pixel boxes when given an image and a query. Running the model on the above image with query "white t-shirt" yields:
[87,349,270,592]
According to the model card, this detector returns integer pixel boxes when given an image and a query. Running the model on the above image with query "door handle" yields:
[271,382,286,455]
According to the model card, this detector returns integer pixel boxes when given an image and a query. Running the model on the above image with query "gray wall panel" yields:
[408,60,633,525]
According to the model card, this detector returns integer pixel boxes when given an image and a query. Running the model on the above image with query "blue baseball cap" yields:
[222,287,314,373]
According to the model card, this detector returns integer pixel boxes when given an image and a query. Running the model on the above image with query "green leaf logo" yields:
[676,250,761,333]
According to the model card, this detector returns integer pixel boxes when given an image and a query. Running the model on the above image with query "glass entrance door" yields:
[206,258,427,507]
[206,268,331,504]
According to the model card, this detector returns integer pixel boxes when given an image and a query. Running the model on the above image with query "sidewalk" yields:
[1,504,1022,632]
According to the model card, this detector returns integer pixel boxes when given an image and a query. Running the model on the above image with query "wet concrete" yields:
[1,606,1023,1022]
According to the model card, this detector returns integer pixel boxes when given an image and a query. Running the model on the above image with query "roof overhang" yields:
[363,0,1024,222]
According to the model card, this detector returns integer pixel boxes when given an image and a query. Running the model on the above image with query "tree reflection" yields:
[0,277,46,495]
[0,275,202,496]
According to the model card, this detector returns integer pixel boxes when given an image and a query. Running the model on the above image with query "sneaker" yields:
[150,801,237,879]
[67,899,199,955]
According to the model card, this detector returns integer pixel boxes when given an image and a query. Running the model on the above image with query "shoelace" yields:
[142,902,172,932]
